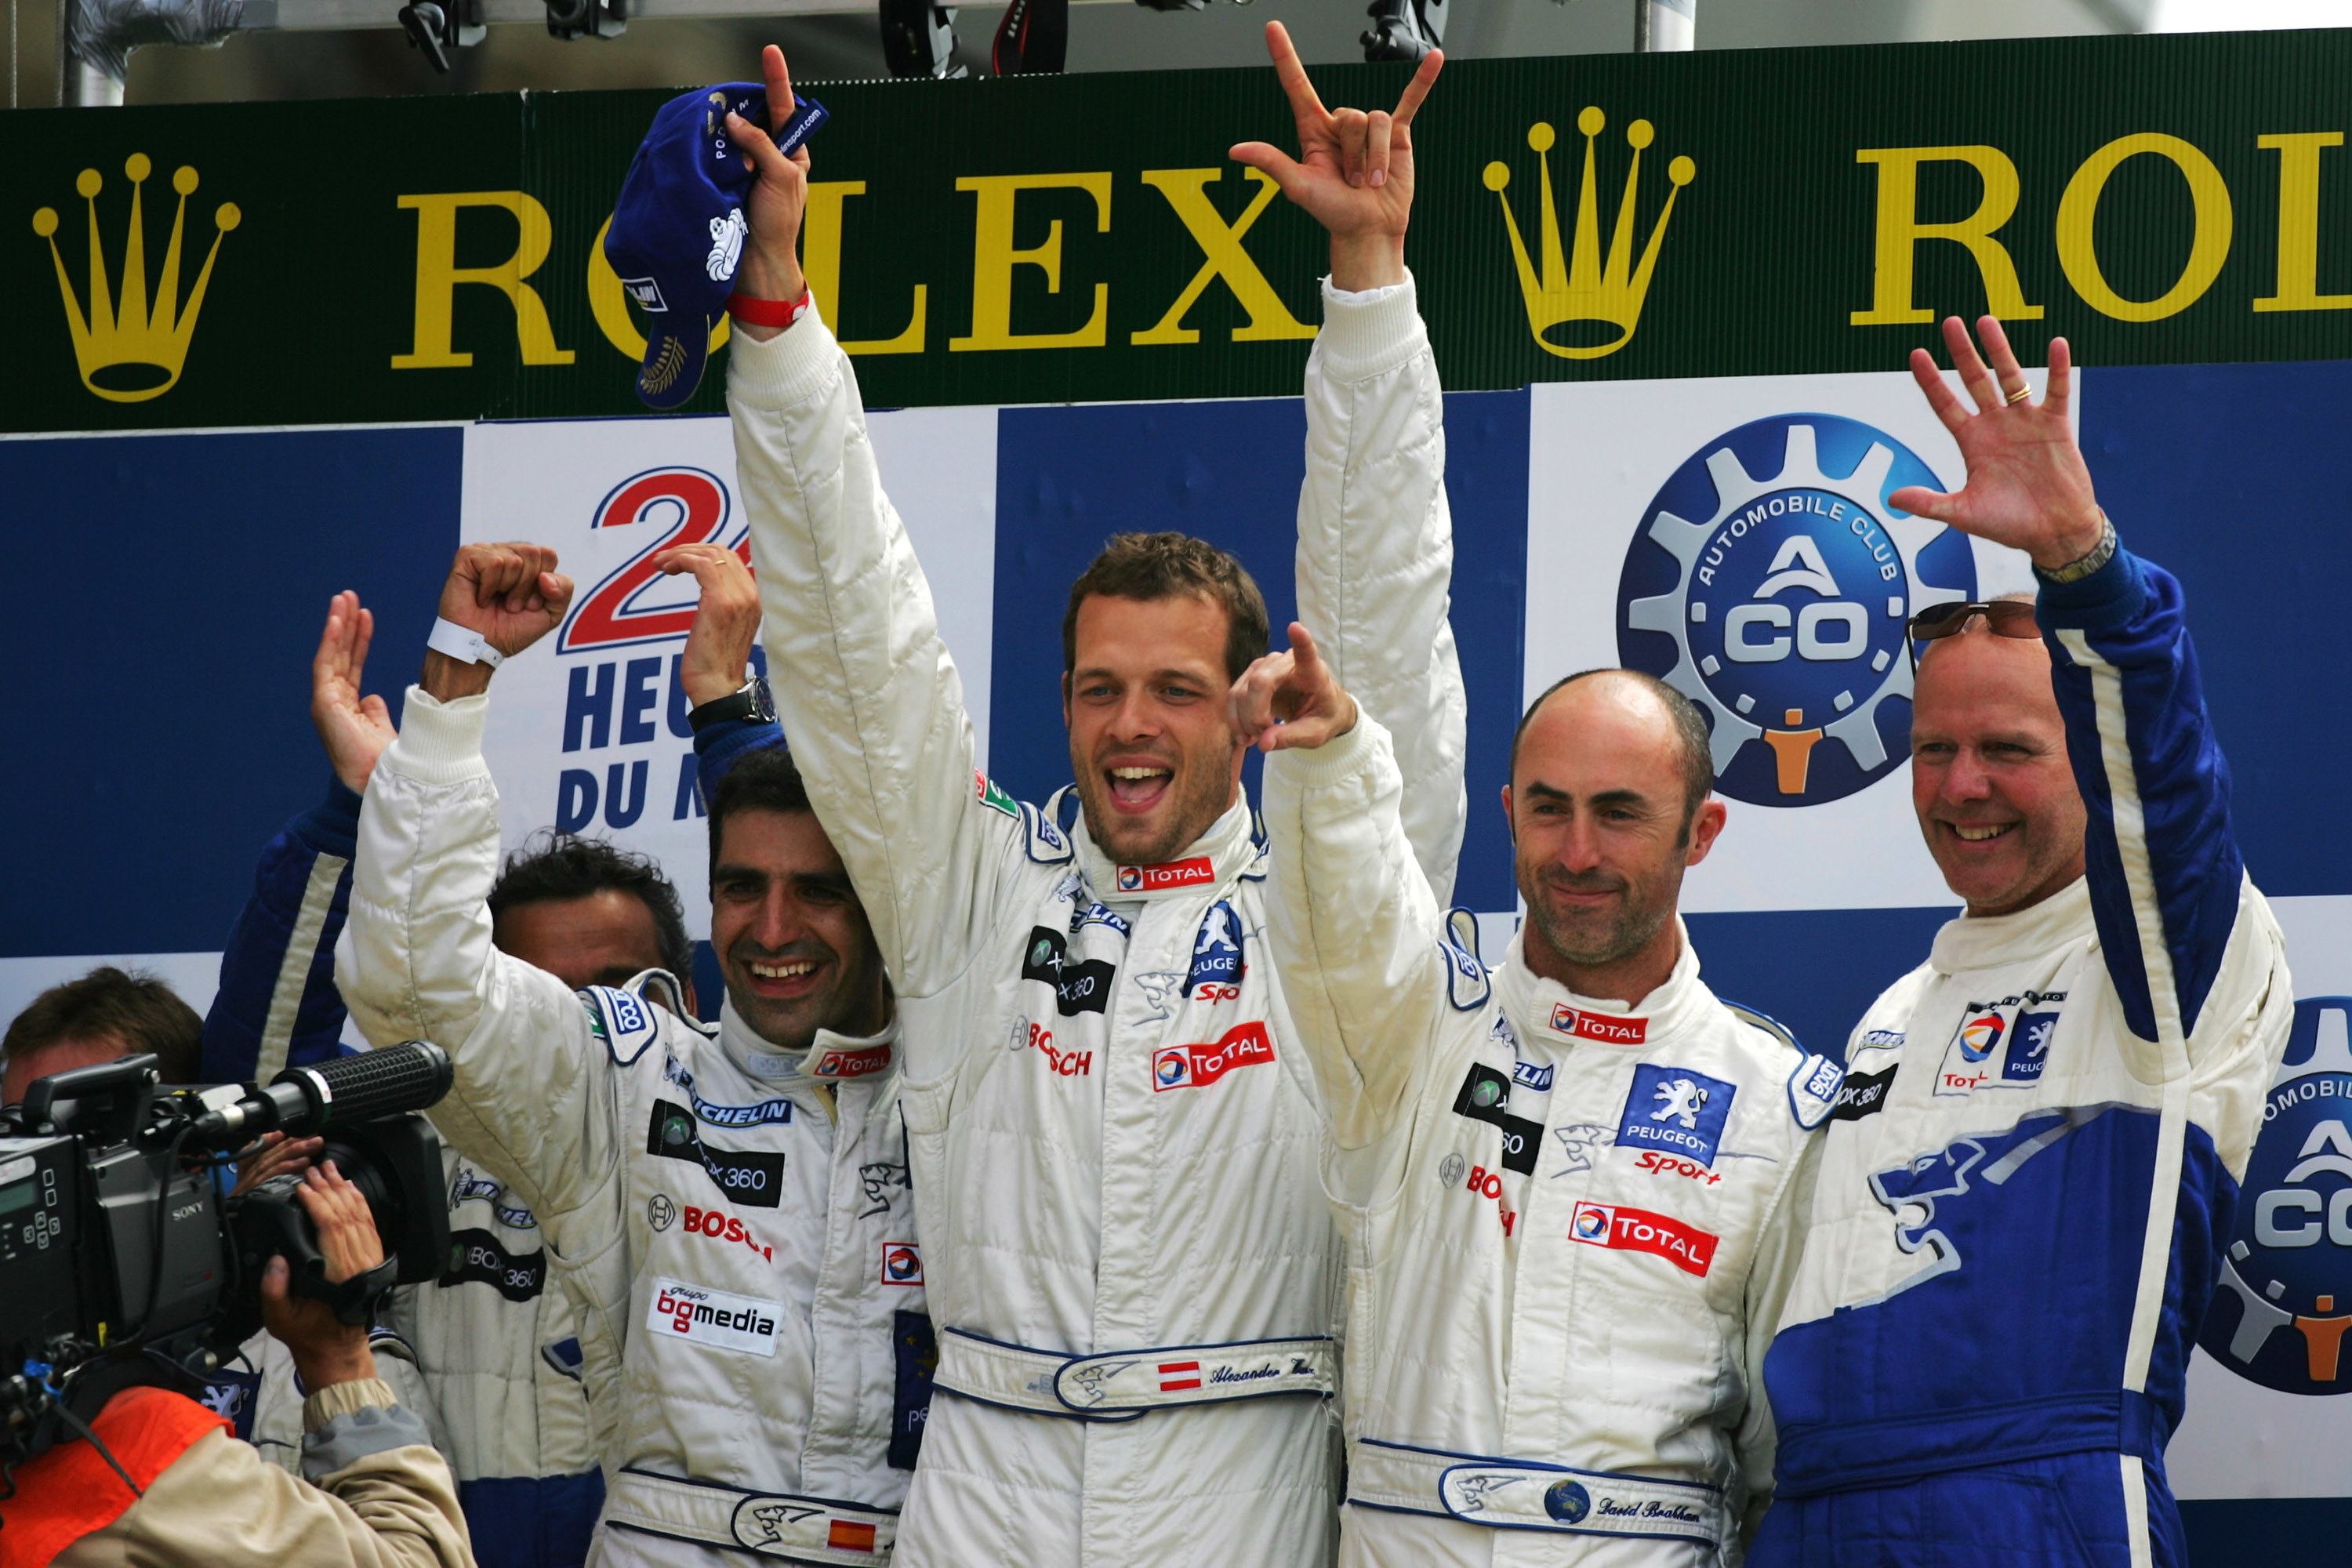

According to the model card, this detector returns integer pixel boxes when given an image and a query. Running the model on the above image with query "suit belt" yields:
[1348,1436,1727,1546]
[931,1327,1334,1421]
[602,1468,898,1564]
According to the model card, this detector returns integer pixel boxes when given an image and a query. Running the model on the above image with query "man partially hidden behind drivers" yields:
[1752,318,2293,1568]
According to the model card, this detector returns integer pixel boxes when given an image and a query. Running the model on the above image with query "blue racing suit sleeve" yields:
[2040,543,2242,1047]
[692,717,789,805]
[199,779,363,1082]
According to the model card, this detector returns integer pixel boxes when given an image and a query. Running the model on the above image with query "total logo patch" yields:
[1550,1004,1647,1045]
[1934,992,2064,1095]
[1616,1063,1737,1166]
[881,1242,924,1286]
[1569,1200,1719,1276]
[1152,1022,1276,1091]
[813,1044,892,1080]
[1116,856,1214,893]
[648,1277,782,1356]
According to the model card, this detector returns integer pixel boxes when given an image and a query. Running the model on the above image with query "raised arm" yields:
[202,593,390,1085]
[1241,627,1452,1171]
[1896,316,2288,1074]
[1238,24,1465,902]
[720,45,1011,1008]
[334,545,625,1229]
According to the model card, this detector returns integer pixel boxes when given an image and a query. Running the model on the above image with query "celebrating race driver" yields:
[716,29,1451,1568]
[339,540,933,1567]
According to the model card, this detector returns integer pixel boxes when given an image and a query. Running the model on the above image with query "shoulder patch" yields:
[1024,789,1077,865]
[582,984,662,1065]
[977,770,1021,820]
[1786,1053,1846,1130]
[1439,906,1490,1012]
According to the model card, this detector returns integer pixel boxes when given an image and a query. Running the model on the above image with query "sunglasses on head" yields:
[1906,601,2041,644]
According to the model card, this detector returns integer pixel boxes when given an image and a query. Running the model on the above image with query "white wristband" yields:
[426,617,505,670]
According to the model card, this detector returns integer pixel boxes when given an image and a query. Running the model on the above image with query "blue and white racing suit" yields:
[1754,545,2296,1567]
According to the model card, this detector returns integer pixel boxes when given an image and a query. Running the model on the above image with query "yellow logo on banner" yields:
[1485,109,1693,361]
[32,154,240,403]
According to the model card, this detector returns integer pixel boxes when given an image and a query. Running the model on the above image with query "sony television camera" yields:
[0,1041,456,1466]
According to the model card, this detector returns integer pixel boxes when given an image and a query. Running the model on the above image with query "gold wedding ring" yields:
[2004,383,2032,405]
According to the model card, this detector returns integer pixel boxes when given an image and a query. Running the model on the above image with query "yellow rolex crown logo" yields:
[1485,108,1694,361]
[33,154,240,403]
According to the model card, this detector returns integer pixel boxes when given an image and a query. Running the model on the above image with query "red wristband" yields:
[727,289,814,329]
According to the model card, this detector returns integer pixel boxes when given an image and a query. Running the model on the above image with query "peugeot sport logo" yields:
[1617,413,1975,807]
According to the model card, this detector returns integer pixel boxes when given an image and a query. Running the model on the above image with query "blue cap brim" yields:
[637,320,711,410]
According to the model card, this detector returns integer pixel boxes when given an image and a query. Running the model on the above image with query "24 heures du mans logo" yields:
[33,154,240,404]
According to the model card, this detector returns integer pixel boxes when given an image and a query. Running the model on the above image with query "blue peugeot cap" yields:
[606,82,768,409]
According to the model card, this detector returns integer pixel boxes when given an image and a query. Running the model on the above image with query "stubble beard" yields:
[1519,861,1675,975]
[1073,738,1240,868]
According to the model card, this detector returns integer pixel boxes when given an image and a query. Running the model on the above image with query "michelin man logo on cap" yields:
[1617,414,1976,807]
[604,82,768,411]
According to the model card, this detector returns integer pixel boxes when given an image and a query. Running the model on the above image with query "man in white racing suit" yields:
[1241,623,1830,1563]
[713,28,1450,1566]
[1751,321,2294,1567]
[338,540,933,1568]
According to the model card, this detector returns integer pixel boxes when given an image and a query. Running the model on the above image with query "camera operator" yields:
[0,1161,474,1568]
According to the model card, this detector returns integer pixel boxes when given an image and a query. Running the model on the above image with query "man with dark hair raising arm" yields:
[336,540,932,1568]
[717,27,1458,1568]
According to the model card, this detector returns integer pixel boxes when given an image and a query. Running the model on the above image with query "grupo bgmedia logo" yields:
[31,154,239,404]
[1616,414,1975,807]
[1483,107,1693,361]
[2202,996,2352,1396]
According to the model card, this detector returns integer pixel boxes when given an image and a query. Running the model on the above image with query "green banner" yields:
[12,27,2352,431]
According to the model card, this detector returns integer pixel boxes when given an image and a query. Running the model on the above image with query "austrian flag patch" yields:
[1159,1360,1202,1392]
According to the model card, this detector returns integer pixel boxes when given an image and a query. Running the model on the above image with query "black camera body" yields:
[0,1042,456,1465]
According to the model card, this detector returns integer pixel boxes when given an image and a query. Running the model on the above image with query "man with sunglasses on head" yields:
[1751,317,2294,1568]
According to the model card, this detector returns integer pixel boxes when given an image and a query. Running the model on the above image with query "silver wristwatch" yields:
[2038,511,2118,585]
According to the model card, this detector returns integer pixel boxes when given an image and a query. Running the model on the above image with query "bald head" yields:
[1505,669,1727,1002]
[1512,669,1713,825]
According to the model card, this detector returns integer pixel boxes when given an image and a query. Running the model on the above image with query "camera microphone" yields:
[194,1040,453,1142]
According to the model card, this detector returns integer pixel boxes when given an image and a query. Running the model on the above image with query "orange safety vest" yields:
[0,1385,230,1568]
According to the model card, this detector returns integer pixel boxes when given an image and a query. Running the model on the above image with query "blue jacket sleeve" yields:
[2041,544,2243,1046]
[692,718,789,807]
[199,780,365,1082]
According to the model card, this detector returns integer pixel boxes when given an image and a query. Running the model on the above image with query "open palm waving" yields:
[1891,315,2107,572]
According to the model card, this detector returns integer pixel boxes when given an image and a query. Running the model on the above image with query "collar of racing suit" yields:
[1066,789,1262,905]
[1490,917,1720,1052]
[713,1000,903,1114]
[1930,873,2093,976]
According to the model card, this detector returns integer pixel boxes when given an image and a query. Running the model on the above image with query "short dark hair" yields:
[1510,668,1715,822]
[706,746,815,869]
[1062,532,1271,684]
[2,966,201,1084]
[488,833,694,983]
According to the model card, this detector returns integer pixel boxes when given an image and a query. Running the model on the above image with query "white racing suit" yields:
[338,689,934,1568]
[1266,714,1828,1567]
[723,281,1462,1566]
[1752,547,2295,1567]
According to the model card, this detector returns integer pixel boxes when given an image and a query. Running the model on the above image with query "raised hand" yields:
[725,44,811,324]
[654,542,763,706]
[1230,21,1442,292]
[1889,315,2105,572]
[422,542,574,702]
[311,591,397,795]
[1230,623,1359,753]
